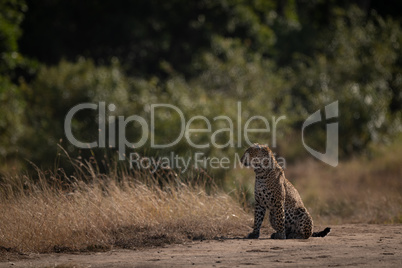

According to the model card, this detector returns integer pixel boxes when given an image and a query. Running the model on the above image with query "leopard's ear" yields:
[253,143,262,149]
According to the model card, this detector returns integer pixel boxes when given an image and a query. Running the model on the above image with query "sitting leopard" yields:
[241,143,331,239]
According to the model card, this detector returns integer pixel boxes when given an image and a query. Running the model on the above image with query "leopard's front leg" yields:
[270,204,286,239]
[270,184,286,239]
[246,202,266,239]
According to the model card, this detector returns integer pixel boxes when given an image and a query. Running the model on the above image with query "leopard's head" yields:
[241,143,278,170]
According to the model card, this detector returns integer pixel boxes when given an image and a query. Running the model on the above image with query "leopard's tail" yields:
[312,227,331,237]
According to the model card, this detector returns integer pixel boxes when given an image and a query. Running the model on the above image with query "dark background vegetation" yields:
[1,0,401,176]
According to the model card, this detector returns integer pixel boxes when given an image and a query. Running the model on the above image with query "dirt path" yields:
[1,224,401,267]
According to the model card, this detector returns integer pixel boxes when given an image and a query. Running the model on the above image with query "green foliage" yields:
[18,0,295,78]
[0,0,32,171]
[284,7,402,155]
[0,1,401,175]
[0,0,26,73]
[0,77,25,161]
[18,59,133,167]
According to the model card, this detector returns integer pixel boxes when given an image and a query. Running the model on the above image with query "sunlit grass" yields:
[0,158,250,253]
[1,138,402,254]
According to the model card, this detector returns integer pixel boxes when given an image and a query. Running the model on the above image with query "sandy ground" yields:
[1,224,401,267]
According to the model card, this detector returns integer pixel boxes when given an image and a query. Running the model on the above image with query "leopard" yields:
[240,143,331,239]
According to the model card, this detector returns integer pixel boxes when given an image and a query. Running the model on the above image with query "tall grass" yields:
[287,158,402,224]
[2,138,402,255]
[0,157,250,253]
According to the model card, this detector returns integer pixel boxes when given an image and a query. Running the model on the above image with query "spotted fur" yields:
[241,143,330,239]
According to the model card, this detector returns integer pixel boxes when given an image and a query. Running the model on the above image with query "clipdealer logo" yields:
[64,102,286,159]
[64,101,338,169]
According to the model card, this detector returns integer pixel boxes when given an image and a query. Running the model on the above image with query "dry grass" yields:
[299,138,402,224]
[1,139,402,255]
[0,159,251,254]
[287,157,402,225]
